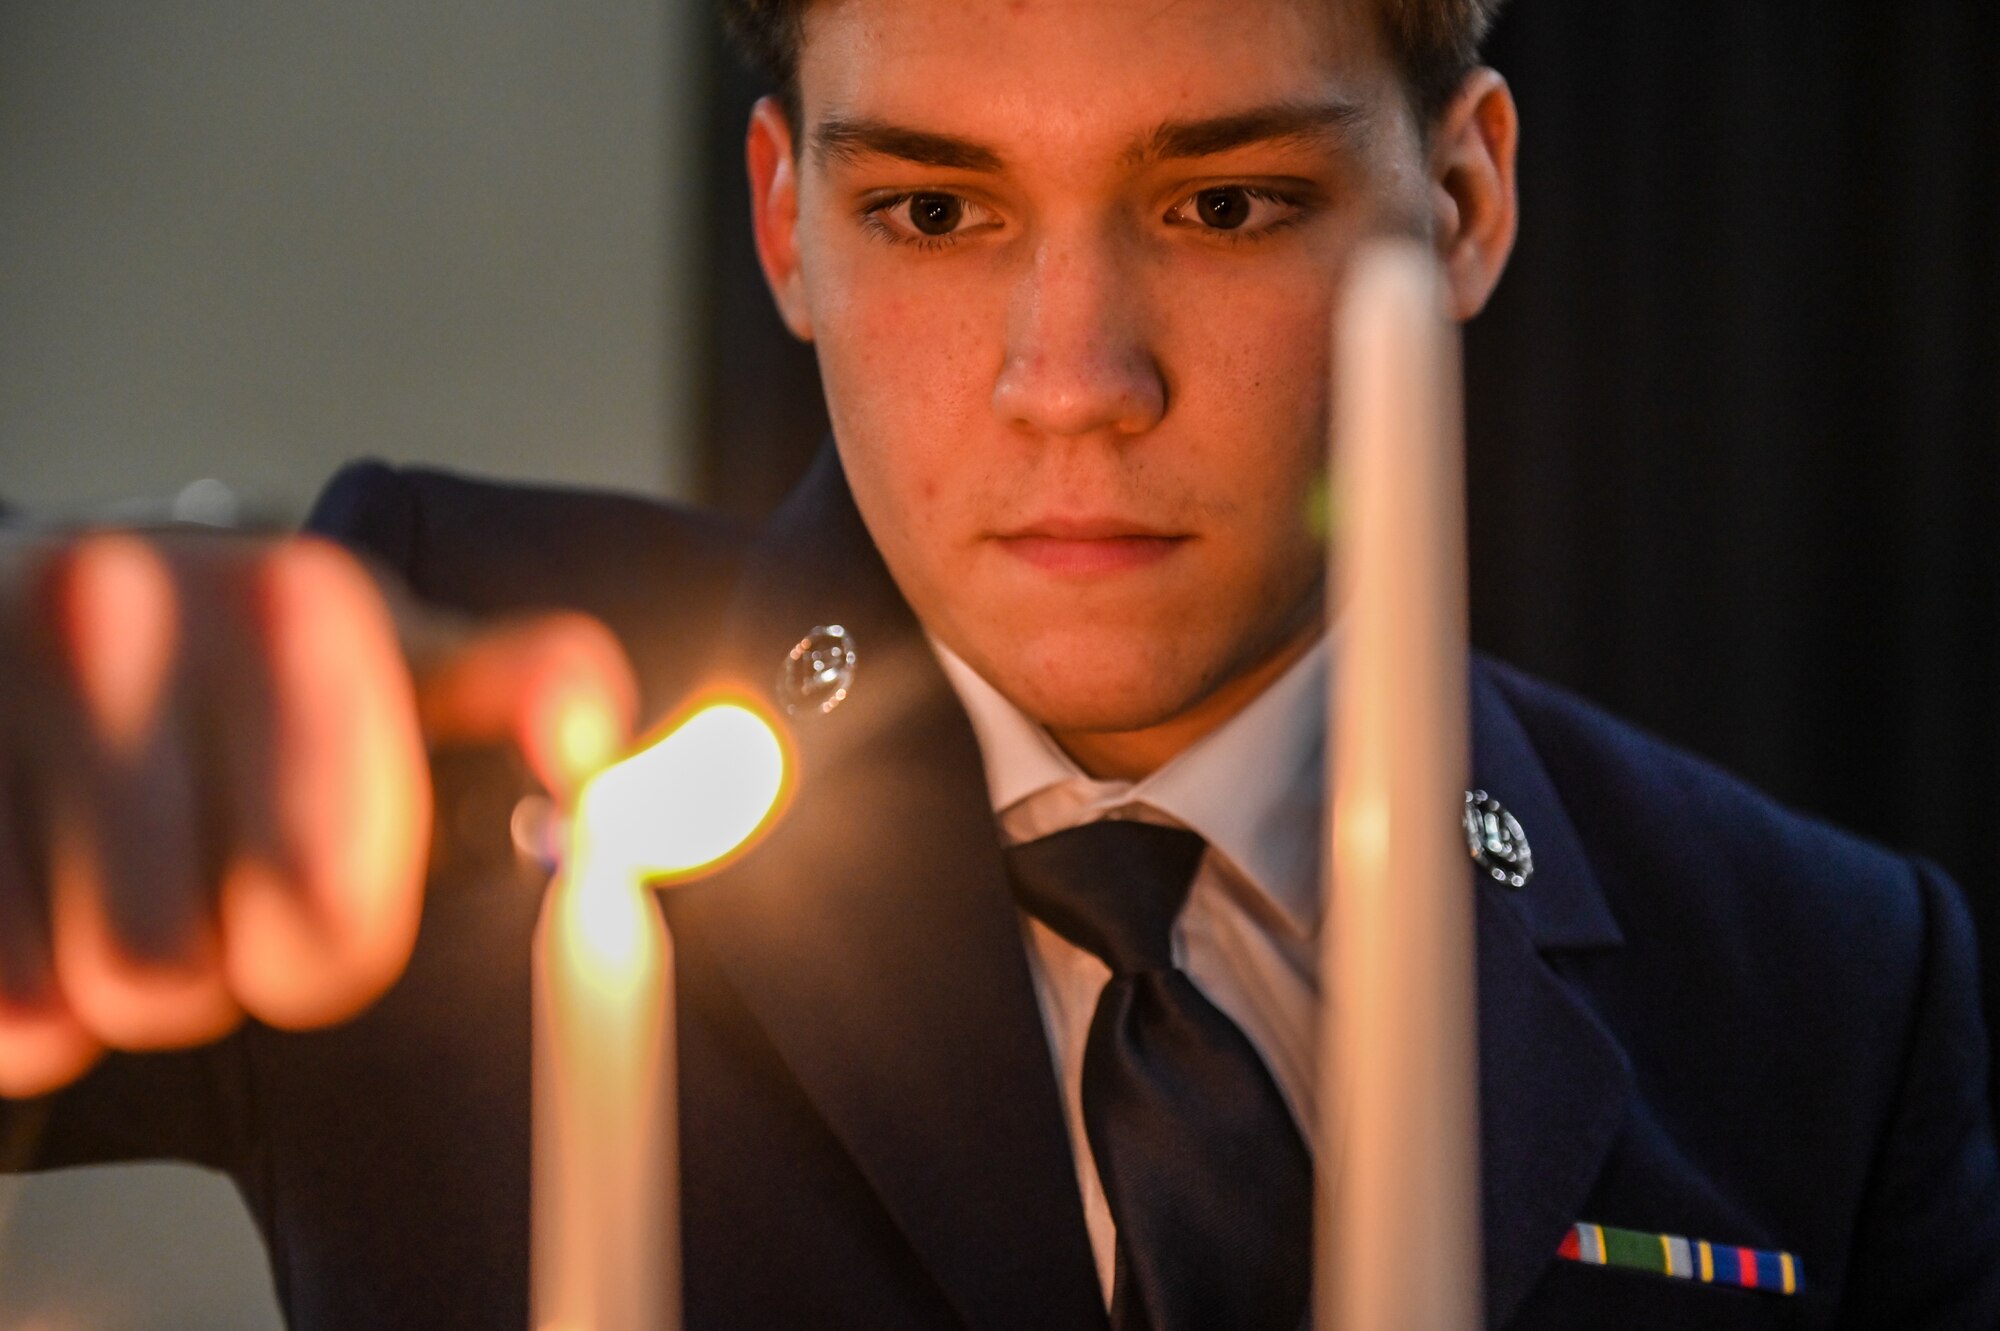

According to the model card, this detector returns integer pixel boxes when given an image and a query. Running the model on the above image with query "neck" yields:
[1048,618,1323,781]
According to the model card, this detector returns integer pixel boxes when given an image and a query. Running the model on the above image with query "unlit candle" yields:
[1318,241,1482,1331]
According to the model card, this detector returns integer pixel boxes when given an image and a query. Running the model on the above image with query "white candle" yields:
[1318,242,1482,1330]
[531,700,789,1331]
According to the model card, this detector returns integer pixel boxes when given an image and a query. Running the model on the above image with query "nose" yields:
[991,232,1166,439]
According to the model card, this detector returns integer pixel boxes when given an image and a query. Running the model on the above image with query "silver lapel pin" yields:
[1464,789,1533,888]
[780,624,858,715]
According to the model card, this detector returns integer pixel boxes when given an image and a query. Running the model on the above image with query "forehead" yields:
[796,0,1398,160]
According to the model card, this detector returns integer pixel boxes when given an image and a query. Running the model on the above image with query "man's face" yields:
[756,0,1482,766]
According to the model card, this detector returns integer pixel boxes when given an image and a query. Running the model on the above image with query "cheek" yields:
[812,247,999,439]
[1168,268,1335,497]
[812,259,1006,564]
[825,305,976,519]
[1165,242,1334,386]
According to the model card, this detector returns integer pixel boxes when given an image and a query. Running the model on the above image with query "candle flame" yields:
[558,698,791,970]
[552,695,623,795]
[554,860,658,995]
[569,699,788,882]
[531,697,787,1331]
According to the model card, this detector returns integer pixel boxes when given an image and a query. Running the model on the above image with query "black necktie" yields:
[1004,819,1313,1331]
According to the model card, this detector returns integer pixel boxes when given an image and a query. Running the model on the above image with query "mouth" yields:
[991,519,1191,575]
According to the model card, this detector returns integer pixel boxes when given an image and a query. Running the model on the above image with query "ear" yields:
[1427,69,1520,322]
[746,96,815,342]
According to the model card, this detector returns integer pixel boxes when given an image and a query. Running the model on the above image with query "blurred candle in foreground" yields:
[532,699,788,1331]
[1318,242,1481,1330]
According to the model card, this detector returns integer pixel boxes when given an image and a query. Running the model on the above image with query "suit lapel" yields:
[670,445,1105,1330]
[1468,664,1634,1328]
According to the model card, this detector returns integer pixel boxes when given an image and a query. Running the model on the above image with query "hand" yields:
[0,531,636,1098]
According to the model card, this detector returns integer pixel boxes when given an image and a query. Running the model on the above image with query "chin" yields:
[1011,690,1190,737]
[985,637,1214,734]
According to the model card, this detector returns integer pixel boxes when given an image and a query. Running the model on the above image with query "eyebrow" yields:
[1127,100,1369,166]
[810,99,1366,176]
[812,118,1007,173]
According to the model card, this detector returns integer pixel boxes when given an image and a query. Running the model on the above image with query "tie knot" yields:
[1003,819,1207,975]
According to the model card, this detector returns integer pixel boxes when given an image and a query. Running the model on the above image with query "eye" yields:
[908,194,964,236]
[863,192,997,248]
[1165,186,1306,238]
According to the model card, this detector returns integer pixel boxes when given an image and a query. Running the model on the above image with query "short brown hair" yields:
[721,0,1507,127]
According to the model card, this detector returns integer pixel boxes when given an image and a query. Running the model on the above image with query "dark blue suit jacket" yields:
[6,448,1998,1328]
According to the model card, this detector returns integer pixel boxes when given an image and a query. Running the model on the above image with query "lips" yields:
[992,518,1189,575]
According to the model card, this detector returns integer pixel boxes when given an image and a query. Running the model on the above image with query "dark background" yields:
[693,2,2000,1099]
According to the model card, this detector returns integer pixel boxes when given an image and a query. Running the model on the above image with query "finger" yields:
[0,732,102,1099]
[182,534,289,940]
[219,538,429,1030]
[36,536,237,1050]
[418,611,637,805]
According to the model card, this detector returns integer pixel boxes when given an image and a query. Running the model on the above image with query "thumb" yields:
[416,611,639,807]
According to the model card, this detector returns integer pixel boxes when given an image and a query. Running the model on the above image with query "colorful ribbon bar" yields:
[1557,1222,1801,1295]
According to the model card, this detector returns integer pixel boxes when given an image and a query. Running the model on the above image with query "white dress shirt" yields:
[931,637,1328,1303]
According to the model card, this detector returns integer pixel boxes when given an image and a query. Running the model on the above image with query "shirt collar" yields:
[930,636,1329,938]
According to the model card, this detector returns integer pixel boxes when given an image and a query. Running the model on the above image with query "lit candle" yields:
[1318,242,1482,1329]
[532,699,789,1331]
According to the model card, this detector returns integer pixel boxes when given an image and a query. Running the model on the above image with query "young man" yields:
[2,1,1997,1327]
